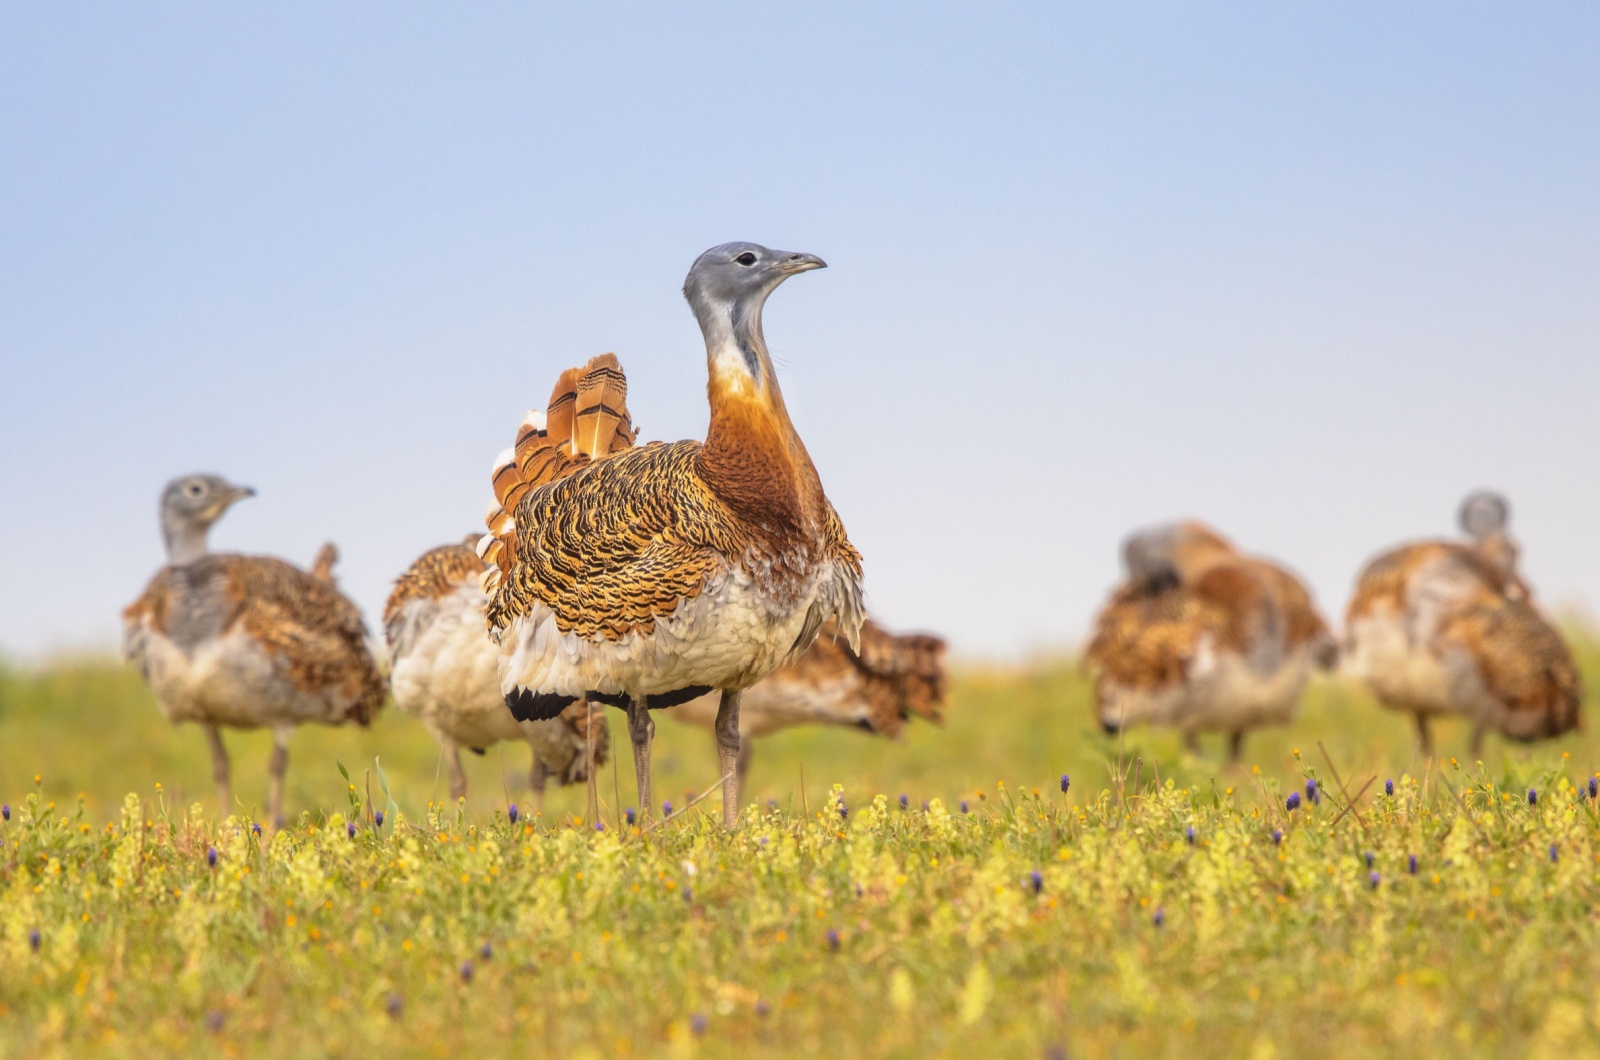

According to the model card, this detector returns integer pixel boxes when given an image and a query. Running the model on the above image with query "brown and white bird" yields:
[384,538,609,808]
[122,475,386,823]
[1342,491,1581,754]
[479,242,864,828]
[1085,521,1335,761]
[671,617,945,786]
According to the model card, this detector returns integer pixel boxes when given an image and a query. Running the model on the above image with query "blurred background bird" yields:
[1084,521,1335,762]
[384,537,608,811]
[122,475,386,824]
[670,617,945,786]
[1342,492,1581,755]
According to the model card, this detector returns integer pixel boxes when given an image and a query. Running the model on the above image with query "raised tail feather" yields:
[310,543,339,583]
[479,354,637,594]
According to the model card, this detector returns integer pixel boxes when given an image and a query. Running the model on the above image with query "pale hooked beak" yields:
[775,251,827,274]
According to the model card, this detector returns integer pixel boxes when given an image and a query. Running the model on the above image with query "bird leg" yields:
[714,689,742,830]
[267,725,292,829]
[627,696,655,820]
[529,754,549,818]
[446,739,467,802]
[1227,730,1245,765]
[205,725,232,814]
[584,698,598,826]
[1469,723,1486,759]
[1414,715,1433,757]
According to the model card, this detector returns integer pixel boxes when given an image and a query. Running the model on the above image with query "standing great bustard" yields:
[122,476,386,823]
[479,243,864,829]
[1085,522,1336,762]
[385,538,609,807]
[671,617,945,786]
[1342,492,1580,755]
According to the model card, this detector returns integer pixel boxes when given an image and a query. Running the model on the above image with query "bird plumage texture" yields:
[480,243,863,827]
[122,475,385,821]
[384,538,609,804]
[1342,492,1580,752]
[672,617,946,781]
[1085,521,1333,758]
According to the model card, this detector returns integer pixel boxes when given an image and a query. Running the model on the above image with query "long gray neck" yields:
[162,517,211,565]
[691,288,777,392]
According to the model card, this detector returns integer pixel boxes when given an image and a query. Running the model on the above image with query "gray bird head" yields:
[159,474,254,564]
[682,242,826,385]
[1458,490,1510,541]
[1121,524,1181,590]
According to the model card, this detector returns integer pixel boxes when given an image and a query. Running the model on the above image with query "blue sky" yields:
[2,3,1596,659]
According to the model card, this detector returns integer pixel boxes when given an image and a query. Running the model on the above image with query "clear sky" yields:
[2,4,1596,661]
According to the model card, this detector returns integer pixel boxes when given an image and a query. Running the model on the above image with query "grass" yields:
[1,633,1599,1058]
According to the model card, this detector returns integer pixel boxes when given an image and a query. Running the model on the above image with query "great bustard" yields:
[122,475,386,823]
[670,617,945,787]
[384,538,609,808]
[479,243,864,828]
[1085,521,1335,762]
[1342,491,1580,754]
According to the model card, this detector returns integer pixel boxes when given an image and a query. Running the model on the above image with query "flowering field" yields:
[2,641,1599,1058]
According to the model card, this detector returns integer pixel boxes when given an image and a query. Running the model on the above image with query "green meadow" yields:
[2,633,1599,1058]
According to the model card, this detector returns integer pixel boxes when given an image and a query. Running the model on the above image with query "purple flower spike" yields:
[1369,871,1380,890]
[1385,779,1394,797]
[1305,779,1319,804]
[1528,788,1538,806]
[251,822,262,836]
[826,929,840,952]
[374,810,385,828]
[480,942,493,960]
[1408,854,1418,875]
[1,805,9,821]
[690,1013,708,1036]
[207,847,218,868]
[1550,844,1559,863]
[898,794,908,809]
[347,822,357,839]
[1286,792,1302,811]
[1364,851,1374,868]
[205,1011,224,1033]
[508,804,519,825]
[28,929,41,952]
[663,802,673,817]
[1030,870,1043,894]
[683,885,693,902]
[1272,829,1283,845]
[921,801,930,812]
[1060,774,1071,794]
[839,804,849,820]
[386,993,404,1018]
[1590,777,1598,800]
[594,821,605,831]
[960,800,969,813]
[459,960,474,983]
[1186,826,1196,845]
[755,999,771,1017]
[625,808,636,825]
[1152,907,1165,928]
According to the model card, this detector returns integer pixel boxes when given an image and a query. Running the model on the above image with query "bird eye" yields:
[735,252,757,267]
[186,483,204,497]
